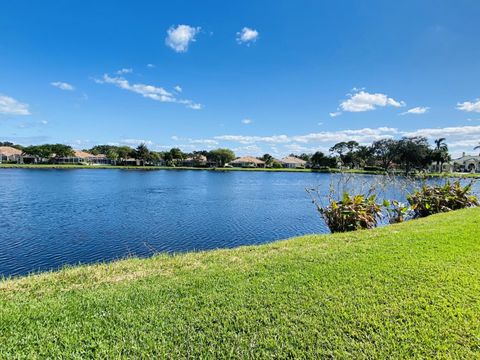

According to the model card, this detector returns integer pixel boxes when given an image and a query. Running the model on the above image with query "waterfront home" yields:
[444,153,480,173]
[230,156,266,168]
[55,150,113,165]
[182,155,208,167]
[280,156,307,169]
[0,146,22,163]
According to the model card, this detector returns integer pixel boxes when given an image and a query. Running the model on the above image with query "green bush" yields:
[383,200,413,224]
[317,192,382,233]
[271,161,283,168]
[407,180,479,218]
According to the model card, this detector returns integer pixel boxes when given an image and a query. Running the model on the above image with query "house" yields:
[444,153,480,173]
[182,155,208,167]
[0,146,22,163]
[230,156,266,168]
[280,156,307,169]
[55,150,113,165]
[123,158,142,166]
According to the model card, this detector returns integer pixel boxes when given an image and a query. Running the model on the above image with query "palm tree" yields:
[434,138,448,172]
[135,143,150,166]
[475,143,480,155]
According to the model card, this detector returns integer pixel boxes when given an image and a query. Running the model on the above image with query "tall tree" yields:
[135,143,150,165]
[22,144,74,161]
[169,148,185,163]
[433,138,449,172]
[261,154,274,167]
[329,141,359,168]
[371,139,398,171]
[50,144,75,159]
[353,145,373,168]
[310,151,336,168]
[396,137,432,175]
[207,148,235,167]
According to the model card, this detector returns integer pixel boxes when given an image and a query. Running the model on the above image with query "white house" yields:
[444,153,480,173]
[55,150,113,165]
[0,146,23,163]
[182,154,208,167]
[230,156,266,168]
[280,156,307,169]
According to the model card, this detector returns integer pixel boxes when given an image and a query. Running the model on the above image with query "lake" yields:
[0,169,477,277]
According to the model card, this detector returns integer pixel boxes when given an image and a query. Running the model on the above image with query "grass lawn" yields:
[1,208,479,358]
[0,163,360,173]
[2,163,480,178]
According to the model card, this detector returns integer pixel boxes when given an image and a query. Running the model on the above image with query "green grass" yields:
[0,163,340,172]
[0,163,381,174]
[1,208,479,358]
[2,163,479,178]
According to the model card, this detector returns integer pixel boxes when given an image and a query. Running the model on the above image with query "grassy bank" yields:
[0,163,367,173]
[1,208,479,358]
[0,163,384,174]
[2,163,479,178]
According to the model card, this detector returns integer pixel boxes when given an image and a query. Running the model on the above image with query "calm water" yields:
[0,169,478,277]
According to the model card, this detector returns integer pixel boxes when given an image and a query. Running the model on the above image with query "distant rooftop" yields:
[0,146,22,156]
[231,156,265,165]
[281,156,307,164]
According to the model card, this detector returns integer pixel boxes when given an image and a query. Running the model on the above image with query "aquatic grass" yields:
[1,208,479,358]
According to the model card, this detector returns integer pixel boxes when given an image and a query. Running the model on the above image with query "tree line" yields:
[255,137,456,174]
[2,137,479,173]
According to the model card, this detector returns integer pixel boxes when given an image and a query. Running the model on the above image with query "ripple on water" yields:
[1,169,477,277]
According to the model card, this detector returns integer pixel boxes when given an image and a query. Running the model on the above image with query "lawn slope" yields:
[1,208,479,358]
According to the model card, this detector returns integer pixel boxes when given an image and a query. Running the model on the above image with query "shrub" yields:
[271,161,283,168]
[407,180,479,218]
[383,200,414,224]
[315,192,383,233]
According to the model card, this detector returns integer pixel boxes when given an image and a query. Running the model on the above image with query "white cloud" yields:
[116,68,133,75]
[51,81,75,91]
[18,120,47,129]
[232,145,263,155]
[0,95,31,115]
[161,125,480,157]
[174,85,182,93]
[457,99,480,113]
[188,103,203,110]
[329,111,342,118]
[95,74,202,110]
[214,128,399,146]
[401,106,430,115]
[165,25,200,53]
[189,139,218,145]
[214,134,291,144]
[284,143,329,155]
[403,125,480,138]
[339,90,405,113]
[147,63,156,68]
[170,136,218,146]
[236,27,259,44]
[447,139,480,149]
[292,127,399,144]
[241,118,252,124]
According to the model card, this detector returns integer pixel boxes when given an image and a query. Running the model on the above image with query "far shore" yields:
[1,163,479,178]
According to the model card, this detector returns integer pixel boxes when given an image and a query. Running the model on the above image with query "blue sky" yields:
[1,0,480,157]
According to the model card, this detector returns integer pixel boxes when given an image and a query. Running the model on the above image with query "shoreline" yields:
[1,208,479,357]
[1,163,479,177]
